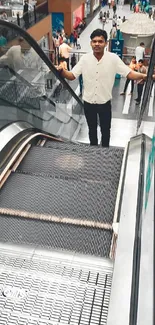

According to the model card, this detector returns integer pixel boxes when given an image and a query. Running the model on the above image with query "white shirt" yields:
[72,51,131,104]
[117,17,122,27]
[135,46,145,62]
[59,43,72,58]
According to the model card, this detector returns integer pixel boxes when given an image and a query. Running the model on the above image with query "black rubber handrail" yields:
[129,134,145,325]
[0,19,83,109]
[137,38,155,131]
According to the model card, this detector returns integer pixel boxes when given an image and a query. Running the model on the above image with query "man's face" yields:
[91,36,107,54]
[139,62,143,68]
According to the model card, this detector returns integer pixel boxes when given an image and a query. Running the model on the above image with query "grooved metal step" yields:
[17,146,123,182]
[0,173,116,224]
[0,214,112,257]
[0,246,113,325]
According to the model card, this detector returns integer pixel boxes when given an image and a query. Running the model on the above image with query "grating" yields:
[0,249,113,325]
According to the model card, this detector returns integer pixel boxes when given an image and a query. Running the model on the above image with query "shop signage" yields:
[111,32,124,78]
[73,5,83,29]
[111,39,124,59]
[52,13,64,34]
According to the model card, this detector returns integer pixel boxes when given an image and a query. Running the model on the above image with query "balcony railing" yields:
[17,1,48,30]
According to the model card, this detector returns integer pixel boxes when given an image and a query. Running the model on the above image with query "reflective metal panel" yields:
[107,135,143,325]
[0,121,33,152]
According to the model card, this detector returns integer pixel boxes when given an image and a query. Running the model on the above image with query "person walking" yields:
[135,59,147,105]
[70,53,77,69]
[23,1,29,29]
[120,56,137,95]
[57,29,150,147]
[59,40,72,70]
[135,42,145,63]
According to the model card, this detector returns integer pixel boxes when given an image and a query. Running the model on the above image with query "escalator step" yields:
[0,214,112,257]
[45,139,124,153]
[0,173,116,224]
[17,146,123,182]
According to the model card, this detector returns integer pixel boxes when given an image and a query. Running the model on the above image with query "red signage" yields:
[73,5,84,29]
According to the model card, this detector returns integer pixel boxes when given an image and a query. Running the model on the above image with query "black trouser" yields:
[124,79,134,93]
[84,101,111,147]
[137,84,144,102]
[65,58,70,71]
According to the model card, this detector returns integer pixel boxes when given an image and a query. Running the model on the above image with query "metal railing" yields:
[16,1,48,30]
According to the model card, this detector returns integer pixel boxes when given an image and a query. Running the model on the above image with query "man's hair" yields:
[138,59,144,63]
[18,37,24,43]
[90,29,108,42]
[140,42,145,46]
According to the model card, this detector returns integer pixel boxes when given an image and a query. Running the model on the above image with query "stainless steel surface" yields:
[0,121,33,152]
[137,136,153,325]
[107,136,143,325]
[0,243,113,325]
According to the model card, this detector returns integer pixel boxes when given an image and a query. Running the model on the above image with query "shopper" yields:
[59,40,72,70]
[135,59,147,105]
[135,42,145,62]
[76,36,81,50]
[73,30,78,48]
[23,1,29,29]
[120,56,137,95]
[113,3,117,15]
[57,29,150,147]
[70,53,77,69]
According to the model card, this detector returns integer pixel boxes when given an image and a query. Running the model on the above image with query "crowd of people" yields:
[99,4,126,36]
[130,0,154,17]
[52,29,82,69]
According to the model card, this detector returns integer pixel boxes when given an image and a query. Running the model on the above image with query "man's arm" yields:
[127,70,147,81]
[57,66,75,80]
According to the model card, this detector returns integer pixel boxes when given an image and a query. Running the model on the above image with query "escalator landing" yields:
[0,243,113,325]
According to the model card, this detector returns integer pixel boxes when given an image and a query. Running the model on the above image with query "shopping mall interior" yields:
[0,1,154,325]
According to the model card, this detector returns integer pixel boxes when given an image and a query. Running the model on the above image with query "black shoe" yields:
[135,101,140,105]
[134,98,138,101]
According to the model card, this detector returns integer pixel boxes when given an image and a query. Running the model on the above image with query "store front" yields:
[73,4,84,29]
[85,0,91,17]
[93,0,100,11]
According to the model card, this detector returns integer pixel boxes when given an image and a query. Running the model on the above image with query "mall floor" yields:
[73,4,155,147]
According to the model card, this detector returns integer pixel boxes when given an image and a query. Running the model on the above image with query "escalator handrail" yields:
[137,37,155,131]
[0,19,83,109]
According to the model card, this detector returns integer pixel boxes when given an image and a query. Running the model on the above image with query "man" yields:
[135,42,145,63]
[135,59,147,105]
[57,29,148,147]
[23,1,29,29]
[59,40,72,70]
[120,56,137,95]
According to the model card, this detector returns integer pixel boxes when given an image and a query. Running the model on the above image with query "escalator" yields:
[0,20,154,325]
[0,19,83,141]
